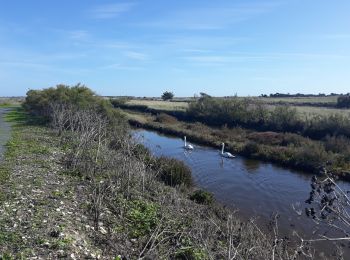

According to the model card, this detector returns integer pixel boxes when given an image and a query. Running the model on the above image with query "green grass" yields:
[0,109,51,203]
[4,107,27,124]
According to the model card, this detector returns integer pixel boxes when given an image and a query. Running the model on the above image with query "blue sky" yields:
[0,0,349,97]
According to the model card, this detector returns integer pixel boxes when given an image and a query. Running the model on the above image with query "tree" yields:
[161,91,174,101]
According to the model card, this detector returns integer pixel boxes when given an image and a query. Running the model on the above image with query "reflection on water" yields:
[242,158,261,173]
[134,129,350,256]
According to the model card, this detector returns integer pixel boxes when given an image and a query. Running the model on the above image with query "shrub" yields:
[242,141,260,156]
[174,247,208,260]
[22,84,127,130]
[189,190,214,205]
[155,113,178,124]
[337,95,350,108]
[110,98,128,107]
[156,157,192,187]
[127,200,159,238]
[161,91,174,100]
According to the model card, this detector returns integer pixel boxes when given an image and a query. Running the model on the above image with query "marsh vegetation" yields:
[1,85,349,258]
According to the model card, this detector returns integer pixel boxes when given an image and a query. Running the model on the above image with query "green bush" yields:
[337,95,350,108]
[127,200,159,238]
[187,96,350,140]
[110,98,128,107]
[189,190,214,205]
[161,91,174,101]
[174,247,207,260]
[22,84,127,130]
[156,157,193,187]
[242,141,259,156]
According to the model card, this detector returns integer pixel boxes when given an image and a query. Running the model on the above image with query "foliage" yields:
[155,113,178,124]
[189,190,214,205]
[337,95,350,108]
[23,84,126,127]
[187,96,350,140]
[175,246,208,260]
[161,91,174,101]
[242,141,260,156]
[110,97,129,107]
[156,157,193,187]
[127,200,159,238]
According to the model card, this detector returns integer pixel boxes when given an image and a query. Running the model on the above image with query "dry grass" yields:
[256,96,338,104]
[262,104,350,120]
[121,110,155,123]
[126,99,189,111]
[295,106,350,118]
[125,97,350,122]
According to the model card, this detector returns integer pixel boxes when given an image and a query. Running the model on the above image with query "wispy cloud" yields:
[163,36,249,51]
[124,51,148,61]
[0,61,49,70]
[98,63,143,70]
[68,30,90,41]
[183,52,349,67]
[141,1,283,30]
[88,3,135,19]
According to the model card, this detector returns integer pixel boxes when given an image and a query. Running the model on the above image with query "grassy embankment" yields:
[1,86,301,259]
[118,99,350,179]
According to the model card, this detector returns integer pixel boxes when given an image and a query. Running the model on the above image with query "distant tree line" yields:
[261,92,346,98]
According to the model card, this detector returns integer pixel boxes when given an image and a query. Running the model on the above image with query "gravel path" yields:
[0,125,102,259]
[0,108,11,162]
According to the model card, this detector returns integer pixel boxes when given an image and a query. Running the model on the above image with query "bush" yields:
[156,157,192,187]
[189,190,214,205]
[127,200,159,238]
[22,84,127,130]
[174,247,208,260]
[161,91,174,101]
[110,98,128,107]
[337,95,350,108]
[155,113,178,124]
[242,141,260,156]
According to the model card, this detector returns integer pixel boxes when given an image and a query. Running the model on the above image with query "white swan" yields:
[221,143,235,158]
[183,136,194,150]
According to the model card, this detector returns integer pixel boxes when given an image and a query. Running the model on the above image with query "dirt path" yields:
[0,108,11,162]
[0,125,102,259]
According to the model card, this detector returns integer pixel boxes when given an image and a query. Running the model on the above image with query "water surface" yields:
[134,129,350,256]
